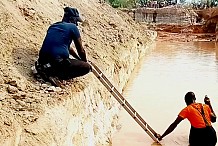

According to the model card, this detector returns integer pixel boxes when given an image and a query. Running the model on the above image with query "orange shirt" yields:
[179,103,212,128]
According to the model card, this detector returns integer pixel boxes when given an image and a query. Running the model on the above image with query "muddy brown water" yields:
[112,40,218,146]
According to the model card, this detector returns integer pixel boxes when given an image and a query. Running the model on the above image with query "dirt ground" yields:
[155,24,216,42]
[0,0,154,145]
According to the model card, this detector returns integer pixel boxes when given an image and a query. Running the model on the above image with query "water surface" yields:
[112,40,218,146]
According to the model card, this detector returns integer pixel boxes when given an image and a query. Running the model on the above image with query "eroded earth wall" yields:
[0,0,157,145]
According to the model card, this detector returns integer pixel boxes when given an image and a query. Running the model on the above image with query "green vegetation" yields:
[107,0,218,8]
[107,0,137,8]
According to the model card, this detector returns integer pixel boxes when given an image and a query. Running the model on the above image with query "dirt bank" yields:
[0,0,156,145]
[155,24,215,42]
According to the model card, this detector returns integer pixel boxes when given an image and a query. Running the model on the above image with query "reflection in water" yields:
[112,41,218,146]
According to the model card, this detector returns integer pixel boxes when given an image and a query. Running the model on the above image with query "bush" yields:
[107,0,136,8]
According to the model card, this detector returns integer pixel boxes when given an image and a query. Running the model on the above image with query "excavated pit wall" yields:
[21,31,157,146]
[0,31,157,146]
[0,0,157,145]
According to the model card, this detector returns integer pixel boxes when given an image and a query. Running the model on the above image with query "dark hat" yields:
[64,7,83,22]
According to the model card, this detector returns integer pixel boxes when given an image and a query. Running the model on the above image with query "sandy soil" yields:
[155,24,216,42]
[0,0,154,145]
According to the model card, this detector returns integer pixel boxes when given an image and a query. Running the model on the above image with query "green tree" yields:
[138,0,147,7]
[107,0,137,8]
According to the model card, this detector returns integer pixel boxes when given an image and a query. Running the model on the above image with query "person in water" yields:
[156,91,217,146]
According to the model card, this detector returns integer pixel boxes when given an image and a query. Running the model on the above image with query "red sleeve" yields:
[179,107,188,119]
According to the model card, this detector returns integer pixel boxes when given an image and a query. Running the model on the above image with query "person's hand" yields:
[154,133,162,141]
[204,95,211,105]
[158,135,162,141]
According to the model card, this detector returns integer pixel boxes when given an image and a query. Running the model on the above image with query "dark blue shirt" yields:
[39,22,80,64]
